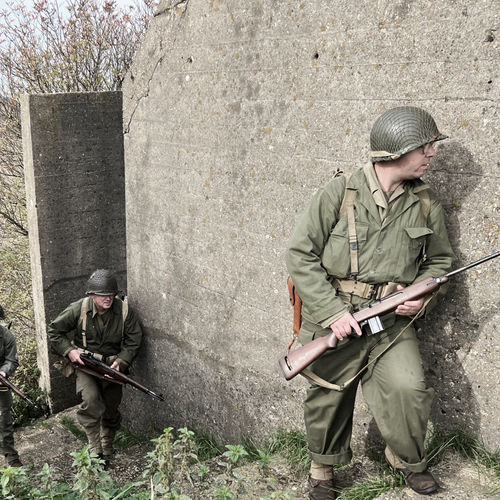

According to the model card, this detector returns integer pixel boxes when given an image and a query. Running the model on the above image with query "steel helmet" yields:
[86,269,119,296]
[370,106,448,162]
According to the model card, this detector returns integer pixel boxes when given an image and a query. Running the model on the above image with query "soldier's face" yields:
[89,293,115,313]
[398,141,437,180]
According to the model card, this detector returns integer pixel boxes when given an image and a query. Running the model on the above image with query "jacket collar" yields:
[346,163,430,226]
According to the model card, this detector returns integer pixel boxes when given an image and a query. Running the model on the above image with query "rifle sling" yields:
[298,293,435,391]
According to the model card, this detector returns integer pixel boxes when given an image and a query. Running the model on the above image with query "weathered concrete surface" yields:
[21,92,127,412]
[120,0,499,452]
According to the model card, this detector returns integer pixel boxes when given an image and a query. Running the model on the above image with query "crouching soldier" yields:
[0,304,22,467]
[48,269,143,462]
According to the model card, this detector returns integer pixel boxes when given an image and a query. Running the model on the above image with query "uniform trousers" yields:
[75,371,123,431]
[300,316,434,473]
[0,389,18,462]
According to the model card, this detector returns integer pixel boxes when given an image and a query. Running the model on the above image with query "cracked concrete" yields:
[120,0,500,451]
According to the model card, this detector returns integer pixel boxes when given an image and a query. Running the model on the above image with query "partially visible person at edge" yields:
[48,269,143,463]
[0,304,23,467]
[286,106,455,500]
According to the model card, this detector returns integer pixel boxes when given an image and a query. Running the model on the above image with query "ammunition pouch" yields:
[53,357,75,378]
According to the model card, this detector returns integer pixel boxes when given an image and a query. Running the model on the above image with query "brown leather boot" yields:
[385,446,438,495]
[100,425,116,458]
[308,475,337,500]
[85,424,103,456]
[8,458,23,467]
[403,469,439,495]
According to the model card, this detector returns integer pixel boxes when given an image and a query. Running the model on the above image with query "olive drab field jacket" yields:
[48,297,142,369]
[0,325,19,377]
[286,164,455,327]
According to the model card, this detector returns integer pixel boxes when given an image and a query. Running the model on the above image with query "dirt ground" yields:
[7,406,499,499]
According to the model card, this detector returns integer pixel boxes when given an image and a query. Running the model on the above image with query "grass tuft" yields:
[59,415,87,442]
[264,429,310,473]
[191,430,224,461]
[337,472,404,500]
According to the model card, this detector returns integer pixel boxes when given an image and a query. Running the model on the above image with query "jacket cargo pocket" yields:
[322,222,369,277]
[399,227,433,267]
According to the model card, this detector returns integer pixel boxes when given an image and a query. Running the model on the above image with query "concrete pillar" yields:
[21,92,126,412]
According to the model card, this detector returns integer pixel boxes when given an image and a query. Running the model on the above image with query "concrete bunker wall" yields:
[22,92,127,412]
[121,0,499,450]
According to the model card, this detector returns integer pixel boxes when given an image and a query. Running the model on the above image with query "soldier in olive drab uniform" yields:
[286,107,455,499]
[0,304,22,467]
[48,269,143,461]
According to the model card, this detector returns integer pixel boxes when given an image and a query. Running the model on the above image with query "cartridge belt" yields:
[330,278,400,300]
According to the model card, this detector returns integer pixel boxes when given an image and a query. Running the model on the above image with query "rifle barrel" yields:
[445,250,499,278]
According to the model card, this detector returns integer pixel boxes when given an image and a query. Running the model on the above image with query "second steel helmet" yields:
[86,269,119,296]
[370,106,448,162]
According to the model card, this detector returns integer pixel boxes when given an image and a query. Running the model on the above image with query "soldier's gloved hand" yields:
[68,348,84,365]
[330,312,362,341]
[394,285,425,316]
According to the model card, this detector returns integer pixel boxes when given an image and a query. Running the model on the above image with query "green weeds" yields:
[264,428,310,473]
[2,425,497,499]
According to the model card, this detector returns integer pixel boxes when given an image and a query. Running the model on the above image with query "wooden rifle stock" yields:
[278,276,447,380]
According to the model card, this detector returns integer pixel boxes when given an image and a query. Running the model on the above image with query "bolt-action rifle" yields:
[51,348,165,402]
[79,353,165,402]
[0,373,42,411]
[279,251,500,381]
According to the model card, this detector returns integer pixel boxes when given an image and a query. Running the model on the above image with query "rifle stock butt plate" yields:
[278,355,297,381]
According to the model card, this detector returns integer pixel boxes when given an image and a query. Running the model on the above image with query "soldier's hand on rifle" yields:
[0,370,6,382]
[110,360,120,372]
[68,348,84,365]
[394,285,424,316]
[330,312,362,341]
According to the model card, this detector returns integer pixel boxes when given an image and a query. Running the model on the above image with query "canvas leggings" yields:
[301,317,434,473]
[75,371,123,431]
[0,388,19,462]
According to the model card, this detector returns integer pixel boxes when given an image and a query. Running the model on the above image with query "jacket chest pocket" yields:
[399,226,433,265]
[322,221,369,277]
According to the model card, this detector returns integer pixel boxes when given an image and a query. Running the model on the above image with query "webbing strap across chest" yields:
[338,176,431,280]
[78,297,128,349]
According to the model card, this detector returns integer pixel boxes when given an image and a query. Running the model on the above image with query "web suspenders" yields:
[78,297,128,349]
[299,176,432,390]
[339,176,430,280]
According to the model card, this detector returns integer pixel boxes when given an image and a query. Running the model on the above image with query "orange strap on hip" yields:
[287,277,302,349]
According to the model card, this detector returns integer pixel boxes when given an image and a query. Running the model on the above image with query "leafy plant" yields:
[0,464,31,499]
[173,427,199,484]
[222,444,249,465]
[32,463,75,499]
[196,464,210,481]
[214,486,236,500]
[71,445,114,499]
[256,449,273,472]
[143,426,175,493]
